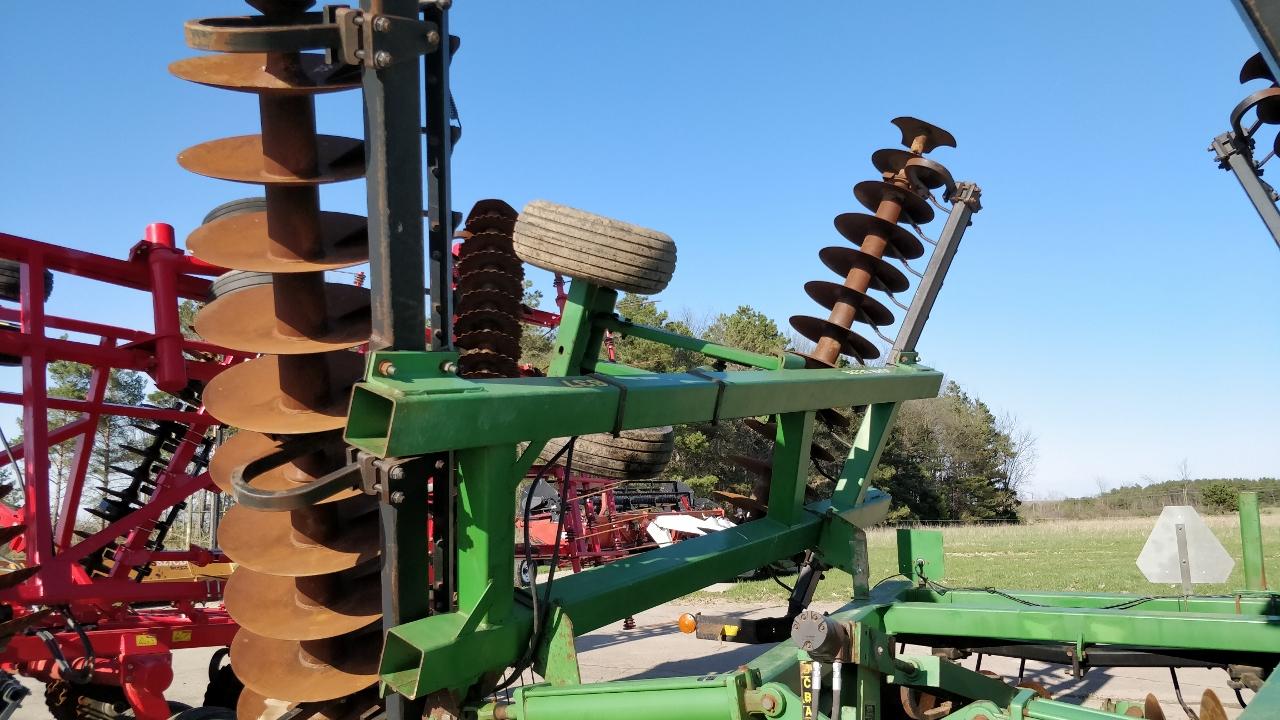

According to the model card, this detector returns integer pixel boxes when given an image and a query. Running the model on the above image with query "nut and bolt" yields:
[760,695,777,712]
[441,361,458,374]
[390,490,406,504]
[378,360,397,377]
[426,30,442,47]
[374,50,394,68]
[389,466,405,480]
[373,16,392,31]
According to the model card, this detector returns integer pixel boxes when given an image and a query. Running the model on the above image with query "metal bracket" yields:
[325,5,440,69]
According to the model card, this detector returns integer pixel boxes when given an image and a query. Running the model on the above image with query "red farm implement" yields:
[0,225,247,720]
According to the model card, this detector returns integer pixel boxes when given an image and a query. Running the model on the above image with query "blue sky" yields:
[1,2,1276,498]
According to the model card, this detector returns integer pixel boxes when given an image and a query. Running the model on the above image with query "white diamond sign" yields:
[1136,506,1234,585]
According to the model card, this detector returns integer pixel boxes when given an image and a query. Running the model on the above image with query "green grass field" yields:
[696,513,1280,603]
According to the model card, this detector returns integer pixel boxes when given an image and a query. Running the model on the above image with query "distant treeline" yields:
[1024,478,1280,520]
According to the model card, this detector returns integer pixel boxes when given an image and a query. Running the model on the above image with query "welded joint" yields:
[325,5,440,68]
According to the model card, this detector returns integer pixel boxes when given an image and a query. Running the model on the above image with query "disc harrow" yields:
[455,200,525,379]
[172,1,380,709]
[730,117,958,515]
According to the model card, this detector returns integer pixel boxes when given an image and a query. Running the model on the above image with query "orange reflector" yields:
[677,613,697,634]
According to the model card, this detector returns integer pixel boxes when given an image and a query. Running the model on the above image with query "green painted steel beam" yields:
[481,672,769,720]
[380,491,893,699]
[901,587,1280,615]
[595,315,801,371]
[1240,491,1269,590]
[882,601,1280,654]
[347,358,942,457]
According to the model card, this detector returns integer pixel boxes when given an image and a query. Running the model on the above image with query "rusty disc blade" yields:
[743,417,774,440]
[204,352,365,435]
[230,629,379,703]
[454,309,521,337]
[210,431,359,504]
[460,249,524,276]
[237,687,382,720]
[711,490,768,515]
[833,213,925,260]
[817,408,851,429]
[237,688,296,720]
[458,349,520,379]
[788,315,881,362]
[891,117,957,153]
[188,210,367,273]
[1015,680,1051,699]
[1143,694,1166,720]
[742,419,836,463]
[224,566,380,641]
[458,268,523,296]
[1199,690,1227,720]
[1241,52,1277,84]
[853,181,935,225]
[904,157,954,192]
[459,232,517,259]
[803,281,894,326]
[728,453,772,477]
[457,288,518,314]
[195,283,370,354]
[219,504,379,576]
[871,148,915,175]
[465,199,519,231]
[455,329,520,359]
[178,135,365,186]
[818,247,909,294]
[170,53,359,95]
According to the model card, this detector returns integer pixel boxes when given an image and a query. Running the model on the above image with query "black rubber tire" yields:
[0,259,53,303]
[207,271,271,301]
[513,200,676,295]
[539,428,675,480]
[202,197,266,226]
[515,558,534,587]
[202,650,242,710]
[170,707,236,720]
[45,682,191,720]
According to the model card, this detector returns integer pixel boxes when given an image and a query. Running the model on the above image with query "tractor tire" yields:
[0,259,53,303]
[207,271,271,301]
[201,197,267,226]
[538,427,675,480]
[202,649,242,710]
[513,200,676,295]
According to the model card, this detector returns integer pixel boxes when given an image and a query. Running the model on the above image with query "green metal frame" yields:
[351,278,1280,720]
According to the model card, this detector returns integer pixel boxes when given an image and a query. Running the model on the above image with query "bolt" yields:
[378,360,397,377]
[373,16,392,32]
[434,459,446,469]
[374,50,393,68]
[390,490,405,504]
[389,466,405,481]
[426,30,442,48]
[875,646,884,657]
[441,361,458,374]
[760,695,777,712]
